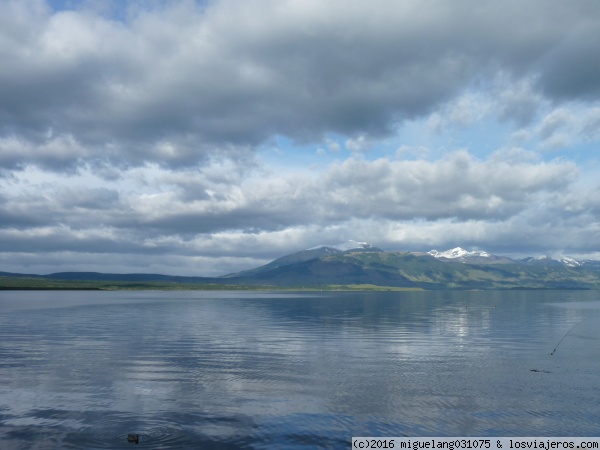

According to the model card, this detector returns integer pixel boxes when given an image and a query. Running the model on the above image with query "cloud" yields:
[107,151,577,236]
[320,151,576,221]
[537,18,600,100]
[507,105,600,151]
[1,0,600,275]
[0,150,591,275]
[1,0,600,172]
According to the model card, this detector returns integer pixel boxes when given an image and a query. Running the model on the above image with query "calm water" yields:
[1,290,600,449]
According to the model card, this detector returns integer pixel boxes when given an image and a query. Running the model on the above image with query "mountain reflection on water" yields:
[1,290,600,449]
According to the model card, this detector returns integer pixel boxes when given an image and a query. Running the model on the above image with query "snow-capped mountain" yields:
[556,256,583,267]
[425,248,590,268]
[425,247,514,264]
[223,243,600,288]
[226,241,598,280]
[520,255,583,268]
[428,247,490,259]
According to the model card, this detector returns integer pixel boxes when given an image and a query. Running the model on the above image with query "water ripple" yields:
[1,290,600,448]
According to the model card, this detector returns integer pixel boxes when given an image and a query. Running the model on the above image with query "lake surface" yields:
[1,290,600,449]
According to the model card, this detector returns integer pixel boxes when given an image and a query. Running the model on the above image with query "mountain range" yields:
[2,241,600,290]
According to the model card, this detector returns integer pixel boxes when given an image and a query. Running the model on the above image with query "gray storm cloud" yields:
[0,0,599,170]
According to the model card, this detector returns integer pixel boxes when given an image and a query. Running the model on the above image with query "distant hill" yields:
[223,240,383,278]
[44,272,220,283]
[2,242,600,290]
[221,247,600,290]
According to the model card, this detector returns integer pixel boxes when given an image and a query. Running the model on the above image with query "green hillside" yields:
[226,251,600,290]
[3,250,600,290]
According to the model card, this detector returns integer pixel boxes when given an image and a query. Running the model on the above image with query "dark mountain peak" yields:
[222,240,382,278]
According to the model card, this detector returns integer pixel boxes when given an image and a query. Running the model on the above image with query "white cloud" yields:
[1,149,593,275]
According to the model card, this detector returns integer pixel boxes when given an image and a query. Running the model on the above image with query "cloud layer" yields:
[2,0,600,169]
[1,0,600,275]
[1,150,596,275]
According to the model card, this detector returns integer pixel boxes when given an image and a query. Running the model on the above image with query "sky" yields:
[1,0,600,276]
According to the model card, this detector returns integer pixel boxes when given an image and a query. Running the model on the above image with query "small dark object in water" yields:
[127,434,139,444]
[530,369,552,373]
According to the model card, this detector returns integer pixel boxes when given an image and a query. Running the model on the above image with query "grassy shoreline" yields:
[0,276,424,292]
[2,275,597,291]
